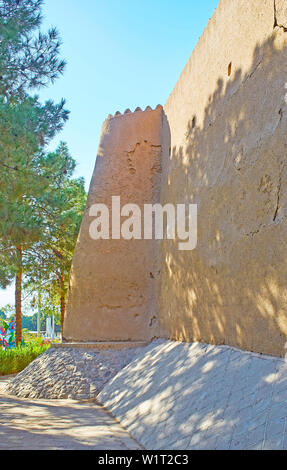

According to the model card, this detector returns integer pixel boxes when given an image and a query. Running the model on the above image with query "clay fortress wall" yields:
[64,0,287,357]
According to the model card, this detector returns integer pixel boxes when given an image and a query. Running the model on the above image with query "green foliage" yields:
[0,0,66,98]
[0,304,13,319]
[0,338,49,376]
[21,314,36,331]
[24,161,87,311]
[0,249,15,288]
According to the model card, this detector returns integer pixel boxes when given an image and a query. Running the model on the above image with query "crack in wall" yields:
[274,0,287,31]
[149,316,158,328]
[273,173,282,221]
[273,160,287,222]
[245,163,286,237]
[242,57,263,84]
[203,56,264,130]
[245,214,287,236]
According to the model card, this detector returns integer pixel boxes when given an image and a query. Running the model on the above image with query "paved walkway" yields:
[99,340,287,450]
[0,377,140,450]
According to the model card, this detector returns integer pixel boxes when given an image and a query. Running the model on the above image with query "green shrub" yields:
[0,341,50,376]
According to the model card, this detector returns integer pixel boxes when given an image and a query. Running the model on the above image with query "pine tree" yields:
[0,0,68,344]
[24,145,86,335]
[0,0,66,98]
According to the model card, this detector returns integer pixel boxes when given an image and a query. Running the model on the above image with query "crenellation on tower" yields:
[106,105,163,120]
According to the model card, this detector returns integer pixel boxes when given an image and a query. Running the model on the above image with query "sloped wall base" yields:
[99,340,287,450]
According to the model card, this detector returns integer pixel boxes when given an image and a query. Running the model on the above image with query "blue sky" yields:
[0,0,219,309]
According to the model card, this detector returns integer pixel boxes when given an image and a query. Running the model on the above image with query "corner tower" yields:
[64,105,164,343]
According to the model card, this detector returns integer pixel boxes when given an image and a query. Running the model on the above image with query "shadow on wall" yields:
[160,30,287,357]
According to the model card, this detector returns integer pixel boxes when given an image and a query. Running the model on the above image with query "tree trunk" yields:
[15,245,22,347]
[60,271,65,336]
[37,287,41,337]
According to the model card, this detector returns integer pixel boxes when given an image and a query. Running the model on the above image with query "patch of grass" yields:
[0,340,50,376]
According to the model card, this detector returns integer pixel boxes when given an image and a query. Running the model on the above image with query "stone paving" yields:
[99,340,287,450]
[5,346,140,400]
[0,377,141,450]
